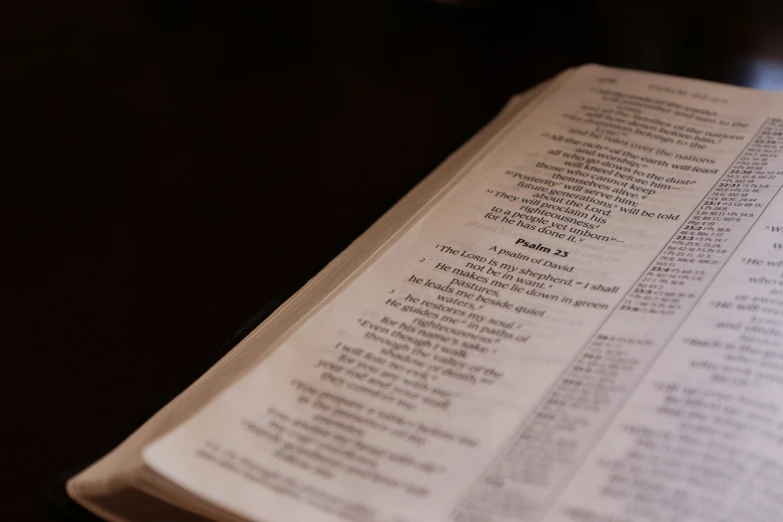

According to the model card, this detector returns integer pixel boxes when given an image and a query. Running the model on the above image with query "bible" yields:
[67,64,783,522]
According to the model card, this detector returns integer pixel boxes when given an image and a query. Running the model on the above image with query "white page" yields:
[145,65,783,522]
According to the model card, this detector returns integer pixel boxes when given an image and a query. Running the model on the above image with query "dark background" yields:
[4,0,783,520]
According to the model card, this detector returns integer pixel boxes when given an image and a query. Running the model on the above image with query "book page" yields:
[144,65,783,522]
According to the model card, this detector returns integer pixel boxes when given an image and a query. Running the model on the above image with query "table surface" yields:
[6,0,783,519]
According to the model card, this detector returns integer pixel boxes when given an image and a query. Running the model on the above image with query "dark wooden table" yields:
[4,0,783,520]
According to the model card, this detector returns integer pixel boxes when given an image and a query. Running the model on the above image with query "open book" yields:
[67,64,783,522]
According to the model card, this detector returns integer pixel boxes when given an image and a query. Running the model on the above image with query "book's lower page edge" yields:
[66,483,216,522]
